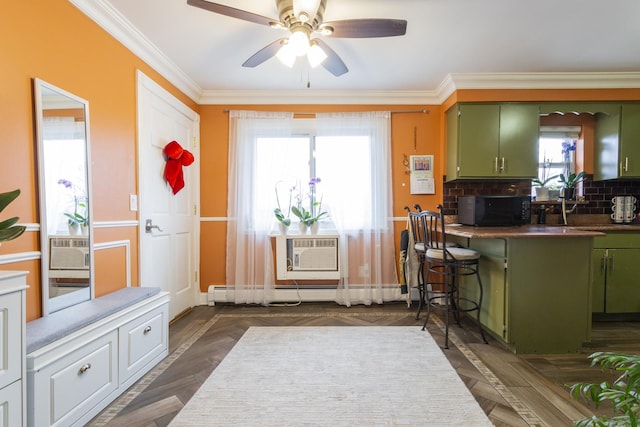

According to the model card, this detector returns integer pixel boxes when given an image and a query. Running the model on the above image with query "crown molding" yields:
[69,0,202,102]
[447,72,640,90]
[198,89,441,105]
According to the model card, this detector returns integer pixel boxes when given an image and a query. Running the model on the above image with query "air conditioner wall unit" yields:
[275,234,340,280]
[49,236,90,270]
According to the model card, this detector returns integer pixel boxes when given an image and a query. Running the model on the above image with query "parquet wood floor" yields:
[87,302,640,427]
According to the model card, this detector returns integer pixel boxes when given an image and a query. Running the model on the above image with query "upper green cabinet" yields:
[594,104,640,179]
[446,103,539,181]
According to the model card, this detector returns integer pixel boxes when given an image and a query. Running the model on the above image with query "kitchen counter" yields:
[445,224,606,239]
[564,224,640,232]
[445,226,600,354]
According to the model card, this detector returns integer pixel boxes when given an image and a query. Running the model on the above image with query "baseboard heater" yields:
[206,285,414,306]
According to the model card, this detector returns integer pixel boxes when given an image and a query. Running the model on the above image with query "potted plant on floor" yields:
[569,351,640,426]
[0,189,26,244]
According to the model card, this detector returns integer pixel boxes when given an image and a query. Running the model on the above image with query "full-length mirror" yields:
[34,78,93,315]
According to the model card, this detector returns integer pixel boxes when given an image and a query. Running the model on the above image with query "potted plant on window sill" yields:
[532,174,559,202]
[291,205,328,234]
[559,171,586,201]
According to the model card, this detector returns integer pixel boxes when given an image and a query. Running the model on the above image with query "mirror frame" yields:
[34,78,94,315]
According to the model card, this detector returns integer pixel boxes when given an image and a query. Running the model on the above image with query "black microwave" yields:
[457,195,531,226]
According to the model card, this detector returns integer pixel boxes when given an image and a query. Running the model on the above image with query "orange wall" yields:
[1,0,197,320]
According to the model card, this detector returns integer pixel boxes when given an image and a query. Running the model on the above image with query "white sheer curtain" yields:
[225,110,294,304]
[226,110,399,306]
[316,111,400,306]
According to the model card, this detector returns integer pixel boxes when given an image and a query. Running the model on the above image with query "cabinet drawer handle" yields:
[78,363,92,375]
[143,326,152,334]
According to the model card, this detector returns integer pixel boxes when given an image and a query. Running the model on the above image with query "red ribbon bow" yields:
[164,140,195,194]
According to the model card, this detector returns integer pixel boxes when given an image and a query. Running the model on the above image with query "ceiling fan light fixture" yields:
[307,42,327,68]
[276,43,296,67]
[288,30,310,56]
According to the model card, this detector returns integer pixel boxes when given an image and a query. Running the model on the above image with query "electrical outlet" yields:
[129,194,138,211]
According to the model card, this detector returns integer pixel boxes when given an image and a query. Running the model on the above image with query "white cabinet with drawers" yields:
[27,290,169,427]
[0,271,28,427]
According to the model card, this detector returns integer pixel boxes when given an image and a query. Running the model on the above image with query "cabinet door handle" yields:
[494,157,499,173]
[500,157,505,172]
[78,363,92,375]
[609,255,614,273]
[624,157,629,173]
[144,326,152,334]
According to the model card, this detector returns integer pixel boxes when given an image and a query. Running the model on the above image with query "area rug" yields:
[169,326,492,426]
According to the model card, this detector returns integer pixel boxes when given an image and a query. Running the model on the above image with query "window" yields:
[255,131,374,231]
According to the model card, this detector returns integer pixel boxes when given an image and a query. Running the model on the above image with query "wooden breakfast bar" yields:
[445,225,605,354]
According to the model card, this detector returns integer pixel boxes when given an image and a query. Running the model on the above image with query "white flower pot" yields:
[298,223,308,234]
[535,187,549,201]
[68,223,81,235]
[278,222,288,235]
[310,222,320,234]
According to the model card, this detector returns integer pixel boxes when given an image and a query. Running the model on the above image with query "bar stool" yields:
[407,204,459,321]
[407,209,427,319]
[419,205,488,349]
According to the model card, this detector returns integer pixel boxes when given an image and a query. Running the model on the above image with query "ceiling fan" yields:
[186,0,407,77]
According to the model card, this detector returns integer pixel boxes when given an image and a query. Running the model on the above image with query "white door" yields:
[137,71,199,319]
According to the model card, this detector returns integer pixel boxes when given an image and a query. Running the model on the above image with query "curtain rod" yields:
[223,109,429,114]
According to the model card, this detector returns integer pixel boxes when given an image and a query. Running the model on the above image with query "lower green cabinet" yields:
[456,236,592,354]
[592,233,640,314]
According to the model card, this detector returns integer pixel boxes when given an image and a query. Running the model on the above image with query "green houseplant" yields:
[0,189,26,243]
[569,351,640,426]
[560,171,586,189]
[560,171,586,200]
[290,177,328,232]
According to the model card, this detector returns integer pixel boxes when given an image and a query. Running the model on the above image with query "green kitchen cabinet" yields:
[592,233,640,314]
[594,103,640,180]
[446,103,539,181]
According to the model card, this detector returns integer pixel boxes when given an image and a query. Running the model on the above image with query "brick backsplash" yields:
[442,175,640,216]
[582,176,640,214]
[441,179,531,216]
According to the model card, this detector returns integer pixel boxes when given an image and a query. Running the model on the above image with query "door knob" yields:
[145,219,163,233]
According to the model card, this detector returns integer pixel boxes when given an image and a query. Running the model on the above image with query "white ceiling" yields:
[75,0,640,104]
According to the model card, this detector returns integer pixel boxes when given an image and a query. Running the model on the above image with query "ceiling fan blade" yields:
[322,19,407,38]
[187,0,277,27]
[242,38,287,68]
[313,39,348,76]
